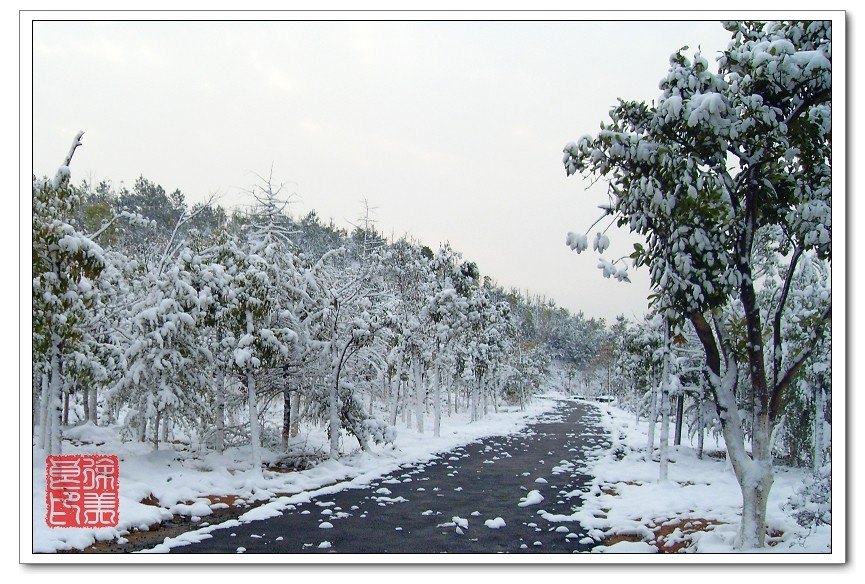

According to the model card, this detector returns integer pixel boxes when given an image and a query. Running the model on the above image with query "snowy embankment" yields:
[33,393,565,553]
[560,401,830,553]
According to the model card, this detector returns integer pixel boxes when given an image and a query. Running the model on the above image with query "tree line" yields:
[33,156,609,467]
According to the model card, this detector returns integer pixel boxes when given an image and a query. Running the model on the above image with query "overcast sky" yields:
[32,20,732,321]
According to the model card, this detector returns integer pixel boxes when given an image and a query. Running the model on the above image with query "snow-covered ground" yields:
[32,393,565,553]
[560,401,831,553]
[31,388,830,555]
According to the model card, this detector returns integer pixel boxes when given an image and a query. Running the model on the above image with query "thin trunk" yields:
[389,372,400,427]
[137,414,147,443]
[290,388,301,438]
[82,387,90,424]
[33,384,39,443]
[39,371,50,450]
[247,370,261,469]
[471,374,482,422]
[518,382,524,411]
[245,311,262,471]
[282,388,291,451]
[607,364,611,396]
[161,414,170,444]
[215,369,225,453]
[48,340,63,455]
[433,367,441,438]
[673,394,684,446]
[453,380,459,414]
[62,391,70,426]
[813,374,825,471]
[646,375,658,458]
[329,372,340,457]
[415,361,424,434]
[491,379,499,414]
[88,384,97,424]
[369,376,376,417]
[153,408,161,451]
[329,345,342,459]
[697,397,705,459]
[659,325,671,481]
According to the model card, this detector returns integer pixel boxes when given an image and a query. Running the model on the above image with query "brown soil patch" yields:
[264,465,297,474]
[60,493,257,554]
[766,528,784,547]
[139,494,160,506]
[599,481,644,497]
[597,516,726,553]
[600,532,644,546]
[653,517,723,553]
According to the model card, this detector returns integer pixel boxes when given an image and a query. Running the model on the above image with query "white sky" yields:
[32,19,732,321]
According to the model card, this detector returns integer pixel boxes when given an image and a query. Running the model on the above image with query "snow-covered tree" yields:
[33,133,106,455]
[562,21,832,548]
[220,179,305,470]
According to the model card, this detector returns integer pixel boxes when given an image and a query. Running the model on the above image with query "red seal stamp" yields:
[45,455,119,528]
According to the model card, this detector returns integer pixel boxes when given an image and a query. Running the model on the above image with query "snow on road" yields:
[153,397,607,554]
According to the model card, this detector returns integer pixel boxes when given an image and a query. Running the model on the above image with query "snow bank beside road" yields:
[33,393,566,554]
[575,401,831,553]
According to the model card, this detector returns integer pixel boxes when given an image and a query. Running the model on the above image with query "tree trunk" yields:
[645,376,658,459]
[658,324,671,480]
[492,379,499,413]
[389,373,400,427]
[62,391,70,426]
[453,379,459,414]
[161,414,170,444]
[471,374,482,422]
[290,387,301,438]
[739,460,774,548]
[247,370,262,469]
[659,340,671,481]
[137,413,147,442]
[215,369,225,453]
[33,380,39,443]
[433,367,441,437]
[689,310,773,548]
[153,408,161,451]
[282,388,291,452]
[415,361,424,434]
[697,399,705,459]
[82,387,90,424]
[329,348,342,459]
[48,340,63,455]
[813,374,825,471]
[88,383,98,424]
[673,394,684,446]
[245,311,262,471]
[39,371,50,450]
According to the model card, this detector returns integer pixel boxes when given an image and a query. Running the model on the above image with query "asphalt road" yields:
[168,398,610,555]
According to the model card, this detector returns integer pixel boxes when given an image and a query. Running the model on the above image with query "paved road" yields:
[169,398,609,554]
